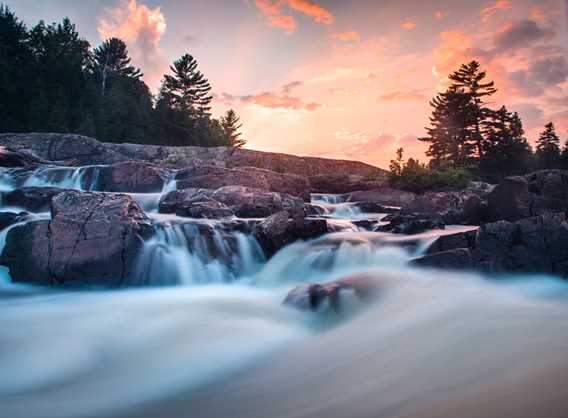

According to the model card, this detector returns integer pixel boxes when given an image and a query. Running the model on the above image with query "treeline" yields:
[390,61,567,192]
[0,5,245,147]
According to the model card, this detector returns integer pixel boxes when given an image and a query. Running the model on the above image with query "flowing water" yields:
[1,166,568,418]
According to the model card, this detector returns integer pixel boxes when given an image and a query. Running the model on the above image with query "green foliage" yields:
[0,7,244,148]
[389,149,473,193]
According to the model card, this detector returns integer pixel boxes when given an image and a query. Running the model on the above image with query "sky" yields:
[7,0,568,168]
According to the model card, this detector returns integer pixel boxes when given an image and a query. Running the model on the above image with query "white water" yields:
[1,168,568,418]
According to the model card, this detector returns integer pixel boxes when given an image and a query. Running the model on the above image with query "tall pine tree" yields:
[221,109,246,147]
[535,122,561,169]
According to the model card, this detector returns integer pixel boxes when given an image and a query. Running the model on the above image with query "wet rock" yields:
[412,248,473,269]
[96,161,170,193]
[486,176,530,221]
[301,218,328,240]
[377,214,445,235]
[1,191,154,287]
[308,174,388,194]
[176,199,234,219]
[178,166,310,201]
[283,275,382,312]
[2,187,68,212]
[346,188,416,207]
[304,203,327,216]
[425,229,478,254]
[0,146,46,167]
[354,201,400,214]
[253,211,304,256]
[401,191,485,225]
[0,211,31,231]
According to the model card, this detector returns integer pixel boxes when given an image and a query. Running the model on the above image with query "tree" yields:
[162,53,213,114]
[561,138,568,170]
[535,122,561,169]
[479,106,533,181]
[0,5,33,131]
[419,87,477,168]
[448,60,497,159]
[92,37,142,96]
[389,147,404,178]
[221,109,246,147]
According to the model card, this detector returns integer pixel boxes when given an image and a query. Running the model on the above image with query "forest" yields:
[0,5,245,148]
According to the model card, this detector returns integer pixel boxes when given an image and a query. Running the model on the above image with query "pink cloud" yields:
[220,91,321,112]
[254,0,334,33]
[287,0,334,25]
[333,31,361,42]
[380,90,427,101]
[480,0,512,22]
[401,21,417,30]
[97,0,167,90]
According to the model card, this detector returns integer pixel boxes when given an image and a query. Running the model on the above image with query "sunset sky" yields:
[9,0,568,168]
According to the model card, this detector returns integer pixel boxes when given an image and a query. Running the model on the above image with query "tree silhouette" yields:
[535,122,561,169]
[221,109,246,147]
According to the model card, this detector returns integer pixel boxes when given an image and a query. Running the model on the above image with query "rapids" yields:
[1,165,568,418]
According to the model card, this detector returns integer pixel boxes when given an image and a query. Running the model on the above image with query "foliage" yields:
[535,122,561,169]
[0,6,244,148]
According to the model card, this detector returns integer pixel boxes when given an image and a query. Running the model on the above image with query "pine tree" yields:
[419,87,477,168]
[389,147,404,178]
[448,61,497,159]
[162,54,213,114]
[561,138,568,170]
[92,37,142,96]
[221,109,246,147]
[535,122,561,169]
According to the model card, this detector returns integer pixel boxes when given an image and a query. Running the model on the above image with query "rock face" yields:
[283,275,382,312]
[254,211,328,256]
[346,188,416,207]
[1,191,154,286]
[160,186,304,220]
[377,214,445,235]
[96,161,170,193]
[2,187,69,212]
[0,212,31,231]
[401,191,485,225]
[413,248,474,269]
[486,170,568,222]
[0,146,46,167]
[0,133,386,179]
[308,174,388,194]
[178,166,310,201]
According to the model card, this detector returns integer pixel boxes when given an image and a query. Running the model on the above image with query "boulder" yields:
[0,146,46,167]
[308,174,388,194]
[177,166,310,201]
[346,188,416,207]
[376,214,445,235]
[401,191,485,225]
[0,211,31,231]
[412,248,473,269]
[1,191,154,286]
[425,229,478,254]
[304,203,328,216]
[283,275,382,312]
[2,187,68,212]
[253,211,327,256]
[176,199,234,219]
[486,176,530,221]
[96,161,170,193]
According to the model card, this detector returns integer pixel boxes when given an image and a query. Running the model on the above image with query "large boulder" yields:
[283,274,382,313]
[0,146,46,167]
[176,199,234,219]
[401,191,485,225]
[346,188,416,207]
[253,211,328,256]
[1,191,154,286]
[177,166,310,201]
[486,170,568,222]
[308,174,388,195]
[377,214,445,235]
[0,211,31,231]
[96,161,170,193]
[412,248,474,269]
[2,187,69,212]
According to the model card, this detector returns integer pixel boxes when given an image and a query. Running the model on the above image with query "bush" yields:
[390,158,473,193]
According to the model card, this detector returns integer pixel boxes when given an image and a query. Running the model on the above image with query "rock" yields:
[176,199,234,219]
[412,248,473,269]
[177,166,310,201]
[377,214,445,235]
[96,161,170,193]
[0,146,46,167]
[253,211,304,256]
[0,211,31,230]
[308,174,388,194]
[1,191,154,286]
[354,201,400,214]
[283,275,382,312]
[467,181,495,196]
[425,229,478,254]
[346,188,416,207]
[2,187,68,212]
[401,191,485,225]
[486,176,530,221]
[304,203,327,216]
[301,218,328,240]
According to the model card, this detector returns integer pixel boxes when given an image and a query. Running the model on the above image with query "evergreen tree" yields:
[419,87,477,168]
[389,147,404,178]
[535,122,561,169]
[448,61,497,159]
[0,5,33,131]
[479,106,532,181]
[561,138,568,170]
[221,109,246,147]
[92,37,142,96]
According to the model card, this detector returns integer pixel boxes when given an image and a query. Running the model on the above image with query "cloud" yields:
[507,56,568,97]
[493,20,555,53]
[98,0,167,90]
[333,31,361,42]
[281,80,303,94]
[510,103,545,128]
[401,21,417,30]
[220,90,321,112]
[379,90,427,101]
[435,11,450,20]
[480,0,512,22]
[254,0,334,33]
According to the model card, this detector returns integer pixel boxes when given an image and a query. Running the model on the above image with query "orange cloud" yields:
[480,0,512,22]
[220,92,321,112]
[379,90,427,101]
[401,21,417,30]
[98,0,167,90]
[531,6,547,23]
[254,0,334,33]
[435,10,449,20]
[333,31,361,42]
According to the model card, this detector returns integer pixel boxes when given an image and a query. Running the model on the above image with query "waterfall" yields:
[22,165,104,191]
